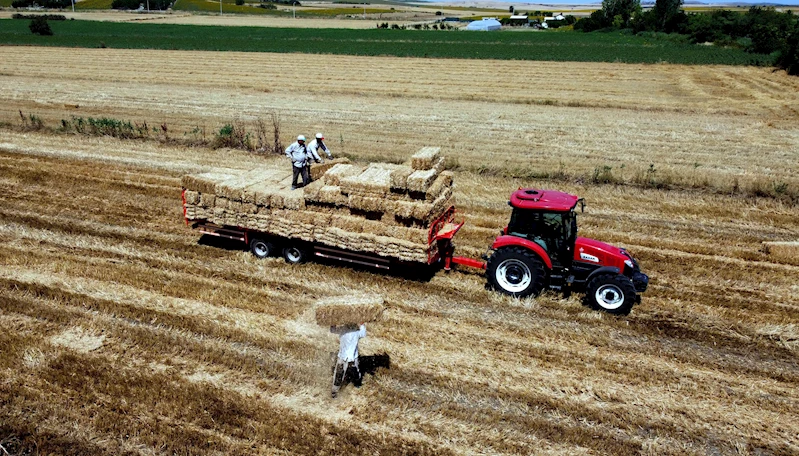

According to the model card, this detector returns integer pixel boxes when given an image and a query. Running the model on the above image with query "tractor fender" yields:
[585,266,621,282]
[491,235,552,270]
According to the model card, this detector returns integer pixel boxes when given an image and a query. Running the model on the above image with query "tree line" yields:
[575,0,798,74]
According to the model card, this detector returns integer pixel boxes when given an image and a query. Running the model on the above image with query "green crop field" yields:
[0,19,775,66]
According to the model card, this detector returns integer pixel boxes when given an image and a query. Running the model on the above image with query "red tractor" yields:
[443,188,649,315]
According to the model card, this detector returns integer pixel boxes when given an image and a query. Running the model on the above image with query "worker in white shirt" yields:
[331,323,366,398]
[305,133,332,184]
[307,132,332,162]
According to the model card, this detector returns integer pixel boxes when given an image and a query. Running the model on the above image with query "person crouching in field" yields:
[285,135,310,190]
[331,323,366,398]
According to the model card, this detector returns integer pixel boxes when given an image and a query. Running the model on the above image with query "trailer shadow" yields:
[197,234,247,252]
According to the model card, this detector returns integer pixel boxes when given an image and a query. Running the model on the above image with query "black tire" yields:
[249,237,275,259]
[282,244,309,264]
[584,274,637,315]
[486,247,546,298]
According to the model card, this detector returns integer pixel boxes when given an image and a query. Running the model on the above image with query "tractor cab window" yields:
[508,209,575,265]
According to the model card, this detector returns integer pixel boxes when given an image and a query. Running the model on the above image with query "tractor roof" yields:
[509,188,580,212]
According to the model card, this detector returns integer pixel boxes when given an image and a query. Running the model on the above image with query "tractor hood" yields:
[574,237,632,270]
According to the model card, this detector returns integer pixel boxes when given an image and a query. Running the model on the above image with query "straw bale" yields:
[215,197,230,210]
[184,190,200,205]
[199,193,215,208]
[411,147,441,170]
[302,178,326,202]
[392,200,417,219]
[348,194,385,213]
[407,158,446,193]
[331,214,364,233]
[389,166,414,190]
[253,213,271,232]
[242,202,258,215]
[414,189,455,223]
[181,171,237,195]
[314,294,384,327]
[316,186,347,205]
[270,189,306,211]
[425,171,453,202]
[325,164,362,186]
[340,164,402,196]
[310,157,350,181]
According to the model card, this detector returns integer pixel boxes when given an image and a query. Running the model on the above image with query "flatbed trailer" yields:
[185,193,480,272]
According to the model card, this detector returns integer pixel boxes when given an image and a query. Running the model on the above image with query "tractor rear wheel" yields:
[584,274,636,315]
[486,247,546,298]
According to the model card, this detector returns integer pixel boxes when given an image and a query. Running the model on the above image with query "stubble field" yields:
[1,46,798,455]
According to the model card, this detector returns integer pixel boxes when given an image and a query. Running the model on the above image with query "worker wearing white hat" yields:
[285,135,310,190]
[307,133,332,163]
[304,133,332,185]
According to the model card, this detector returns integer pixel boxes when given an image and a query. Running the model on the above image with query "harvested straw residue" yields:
[314,294,385,326]
[411,147,441,170]
[763,241,799,266]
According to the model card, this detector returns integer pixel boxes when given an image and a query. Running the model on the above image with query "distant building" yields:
[508,15,529,26]
[465,17,502,31]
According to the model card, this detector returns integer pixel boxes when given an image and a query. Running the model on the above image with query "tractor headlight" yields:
[624,259,634,268]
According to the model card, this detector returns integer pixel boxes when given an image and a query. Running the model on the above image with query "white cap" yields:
[316,133,324,139]
[297,135,306,141]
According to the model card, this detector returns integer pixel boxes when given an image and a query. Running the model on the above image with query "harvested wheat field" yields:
[1,46,798,455]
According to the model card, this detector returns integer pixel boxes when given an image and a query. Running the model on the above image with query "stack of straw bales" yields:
[182,148,455,263]
[314,294,384,327]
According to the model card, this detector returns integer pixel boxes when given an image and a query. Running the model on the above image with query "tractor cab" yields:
[506,189,580,268]
[485,188,649,315]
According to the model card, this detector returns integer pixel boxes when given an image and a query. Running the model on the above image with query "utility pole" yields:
[363,5,365,19]
[220,0,222,15]
[293,1,296,18]
[71,0,74,12]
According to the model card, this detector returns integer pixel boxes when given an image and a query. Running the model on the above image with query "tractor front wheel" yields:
[584,274,637,315]
[486,247,546,298]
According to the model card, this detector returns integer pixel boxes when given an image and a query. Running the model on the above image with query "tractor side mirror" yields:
[578,198,585,213]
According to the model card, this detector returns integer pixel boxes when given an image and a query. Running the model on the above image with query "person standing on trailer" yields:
[305,132,332,184]
[331,322,366,398]
[307,133,332,162]
[285,135,310,190]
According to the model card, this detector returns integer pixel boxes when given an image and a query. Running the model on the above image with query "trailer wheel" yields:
[584,274,636,315]
[249,238,275,259]
[486,247,546,298]
[283,244,309,264]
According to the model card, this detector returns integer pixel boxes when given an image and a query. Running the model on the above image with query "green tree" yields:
[29,17,52,35]
[601,0,641,28]
[652,0,683,32]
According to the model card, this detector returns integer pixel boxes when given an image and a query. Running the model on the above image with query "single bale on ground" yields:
[315,294,385,327]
